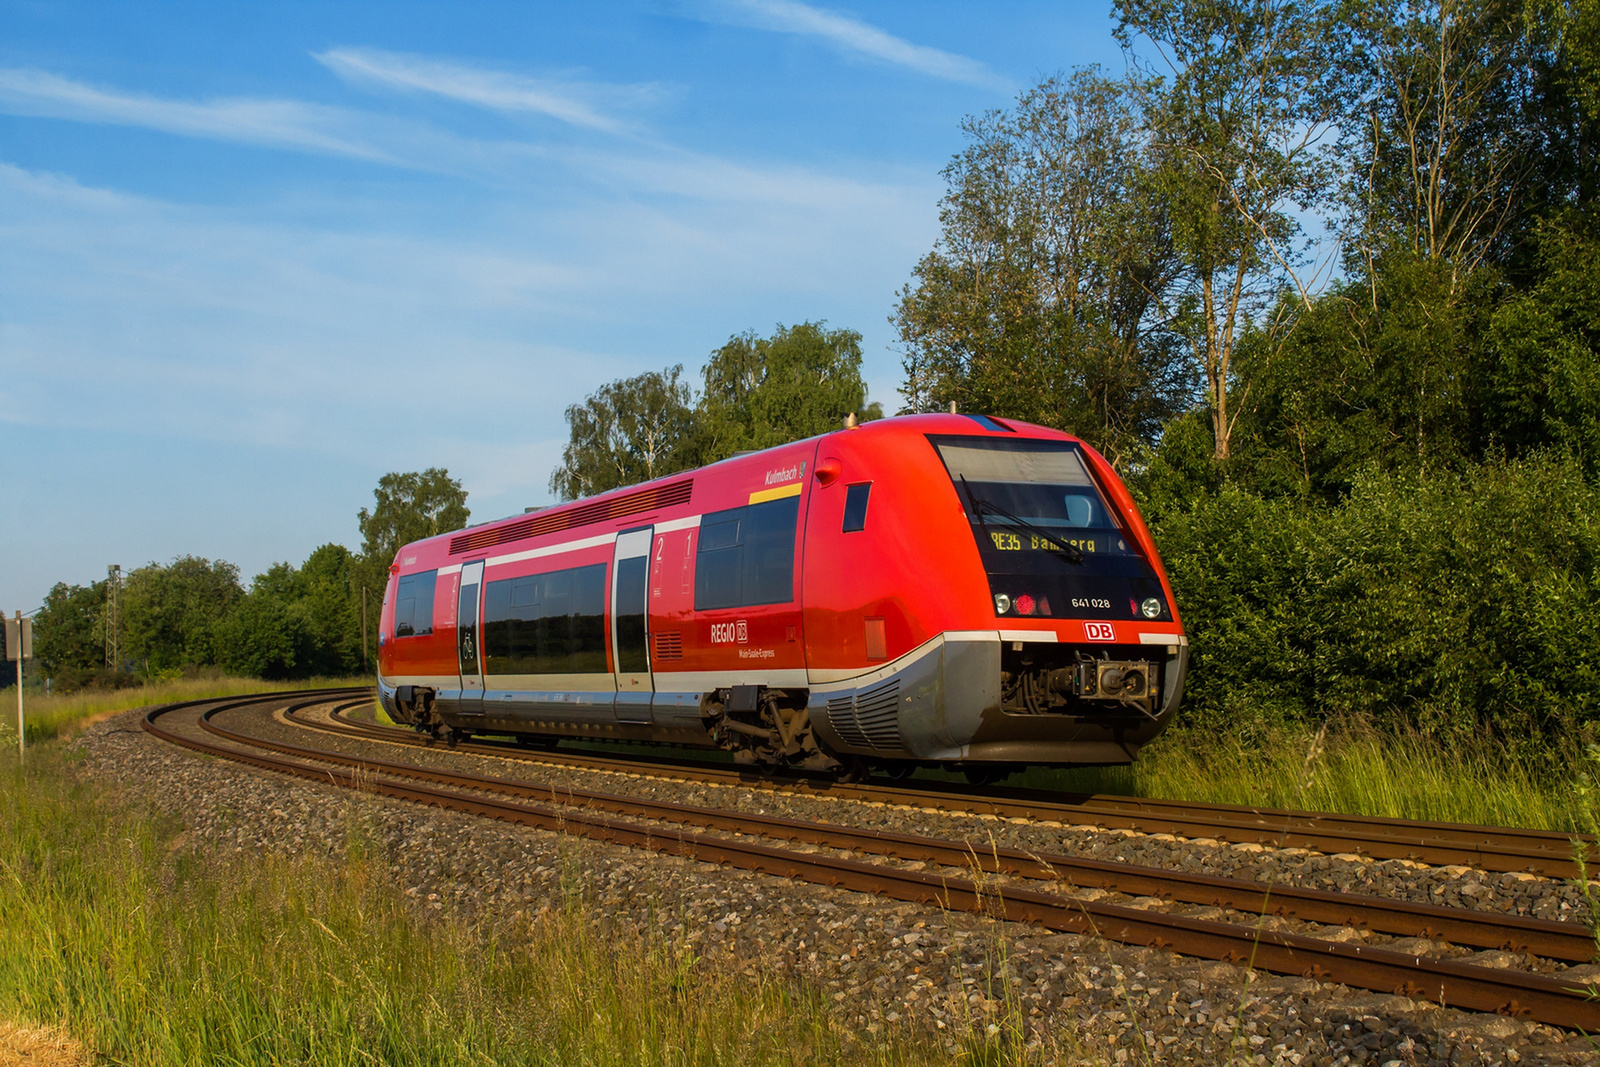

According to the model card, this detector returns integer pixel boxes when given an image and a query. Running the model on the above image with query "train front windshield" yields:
[930,435,1171,623]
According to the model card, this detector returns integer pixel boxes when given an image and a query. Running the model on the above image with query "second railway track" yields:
[141,689,1600,1032]
[312,699,1599,880]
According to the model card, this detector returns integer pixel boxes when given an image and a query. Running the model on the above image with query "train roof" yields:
[396,412,1082,563]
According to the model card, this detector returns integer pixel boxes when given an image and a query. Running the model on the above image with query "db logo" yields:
[1083,622,1116,642]
[710,620,748,644]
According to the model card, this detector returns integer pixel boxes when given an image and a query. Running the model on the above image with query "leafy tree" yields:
[296,543,367,675]
[121,557,245,673]
[1116,0,1347,460]
[218,589,307,680]
[358,469,471,566]
[354,469,468,650]
[33,580,106,676]
[548,324,880,500]
[548,365,696,501]
[693,322,880,465]
[1342,0,1545,286]
[1482,210,1600,464]
[1217,251,1493,498]
[895,70,1190,467]
[1532,0,1600,130]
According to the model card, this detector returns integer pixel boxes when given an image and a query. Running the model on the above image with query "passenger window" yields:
[695,515,743,609]
[482,563,608,675]
[393,570,437,637]
[842,483,871,532]
[694,496,800,610]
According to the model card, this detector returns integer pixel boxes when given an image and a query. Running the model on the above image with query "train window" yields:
[694,495,800,610]
[482,563,608,674]
[393,570,437,637]
[744,495,799,604]
[931,436,1132,548]
[695,514,744,609]
[842,483,871,532]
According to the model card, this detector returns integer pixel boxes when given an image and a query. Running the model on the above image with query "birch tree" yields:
[1117,0,1346,460]
[896,69,1189,468]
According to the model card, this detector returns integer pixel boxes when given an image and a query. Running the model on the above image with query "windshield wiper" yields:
[958,475,1085,565]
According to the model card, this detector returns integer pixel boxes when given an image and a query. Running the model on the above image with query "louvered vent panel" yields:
[449,479,693,555]
[653,632,683,661]
[826,694,870,750]
[853,679,902,751]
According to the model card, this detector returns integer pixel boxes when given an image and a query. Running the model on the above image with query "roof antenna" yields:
[844,412,858,429]
[948,400,958,414]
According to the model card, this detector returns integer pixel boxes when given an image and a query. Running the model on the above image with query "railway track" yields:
[140,689,1600,1031]
[316,700,1599,880]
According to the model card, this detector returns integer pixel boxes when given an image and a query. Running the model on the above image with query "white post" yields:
[14,610,23,765]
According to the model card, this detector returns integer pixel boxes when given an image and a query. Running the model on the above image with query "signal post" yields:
[6,611,31,763]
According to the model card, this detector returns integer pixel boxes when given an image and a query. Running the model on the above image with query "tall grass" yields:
[1008,725,1600,834]
[6,674,367,743]
[0,746,938,1066]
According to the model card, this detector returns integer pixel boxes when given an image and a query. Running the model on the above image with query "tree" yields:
[896,69,1189,467]
[1343,0,1543,288]
[1220,254,1493,499]
[1482,210,1600,464]
[548,365,696,501]
[295,543,366,675]
[121,557,245,673]
[1117,0,1346,460]
[358,469,470,566]
[694,322,880,465]
[33,580,106,677]
[548,325,881,502]
[218,589,307,680]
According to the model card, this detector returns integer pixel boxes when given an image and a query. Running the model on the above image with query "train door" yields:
[456,560,484,716]
[612,527,654,723]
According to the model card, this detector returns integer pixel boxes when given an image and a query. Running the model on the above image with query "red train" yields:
[377,413,1187,778]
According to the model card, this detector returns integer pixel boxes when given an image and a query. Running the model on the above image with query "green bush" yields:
[1154,453,1600,752]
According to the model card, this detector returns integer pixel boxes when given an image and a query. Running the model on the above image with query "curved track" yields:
[323,702,1598,879]
[139,689,1600,1031]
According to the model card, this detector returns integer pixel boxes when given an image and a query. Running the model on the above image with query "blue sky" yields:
[1,0,1126,610]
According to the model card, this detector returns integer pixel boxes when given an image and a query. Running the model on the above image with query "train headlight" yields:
[994,593,1011,614]
[1015,594,1036,616]
[1140,597,1163,619]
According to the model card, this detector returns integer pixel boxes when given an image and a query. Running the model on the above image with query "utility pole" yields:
[105,564,122,673]
[362,586,369,671]
[7,611,32,764]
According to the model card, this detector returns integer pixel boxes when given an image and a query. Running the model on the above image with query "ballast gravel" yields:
[73,705,1600,1066]
[264,704,1596,927]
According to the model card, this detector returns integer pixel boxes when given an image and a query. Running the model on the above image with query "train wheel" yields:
[878,762,915,781]
[962,765,1013,787]
[837,756,872,783]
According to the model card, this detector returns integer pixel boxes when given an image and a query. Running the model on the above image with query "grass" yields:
[538,720,1599,835]
[1001,724,1600,835]
[0,742,947,1067]
[6,674,368,744]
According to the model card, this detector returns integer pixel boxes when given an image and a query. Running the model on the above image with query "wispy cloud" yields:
[316,47,661,133]
[0,68,415,163]
[707,0,1005,88]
